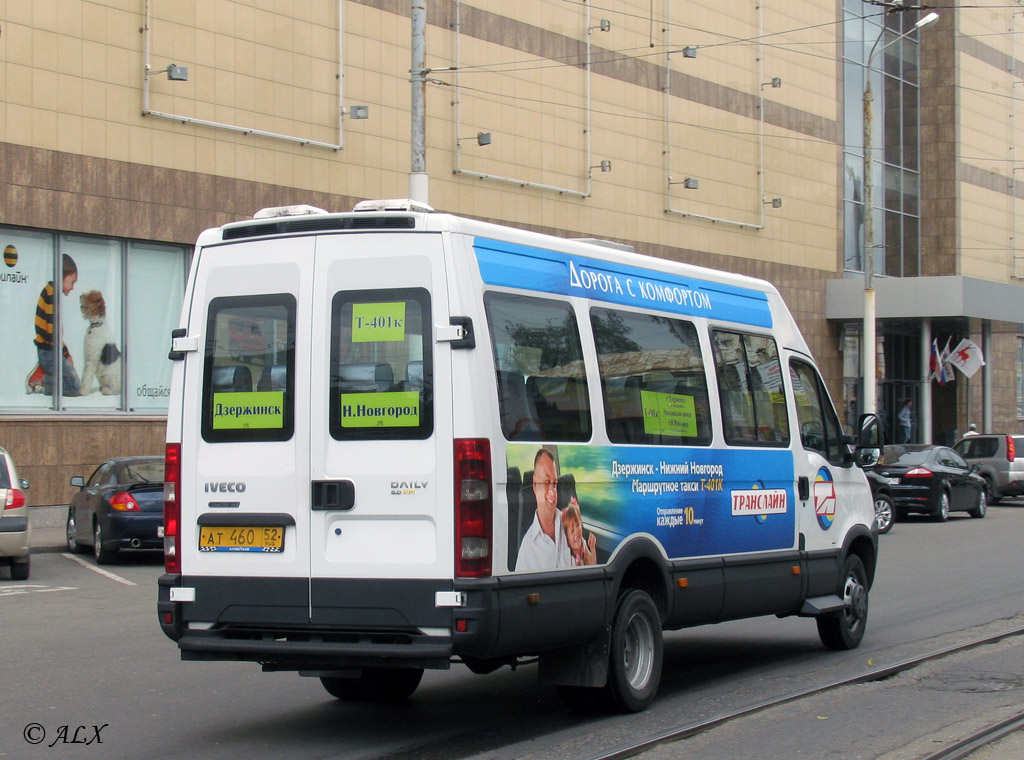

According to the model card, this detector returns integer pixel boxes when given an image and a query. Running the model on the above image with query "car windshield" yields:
[879,447,931,466]
[120,460,164,485]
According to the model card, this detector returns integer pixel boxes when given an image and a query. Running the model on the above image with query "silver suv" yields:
[0,445,31,580]
[953,434,1024,504]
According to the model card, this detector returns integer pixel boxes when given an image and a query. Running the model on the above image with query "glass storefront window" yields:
[0,225,188,414]
[128,243,187,411]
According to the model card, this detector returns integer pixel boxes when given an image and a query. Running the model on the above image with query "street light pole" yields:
[862,10,938,416]
[410,1,428,204]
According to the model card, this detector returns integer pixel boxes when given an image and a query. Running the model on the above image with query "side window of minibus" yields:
[201,295,296,443]
[591,307,712,445]
[711,330,789,446]
[790,359,844,463]
[484,292,591,442]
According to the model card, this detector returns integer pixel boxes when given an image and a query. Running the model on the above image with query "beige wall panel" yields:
[959,184,1014,280]
[960,5,1015,42]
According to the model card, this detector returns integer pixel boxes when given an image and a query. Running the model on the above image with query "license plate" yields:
[198,526,285,553]
[887,477,901,485]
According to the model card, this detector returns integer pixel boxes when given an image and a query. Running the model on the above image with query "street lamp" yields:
[862,10,939,415]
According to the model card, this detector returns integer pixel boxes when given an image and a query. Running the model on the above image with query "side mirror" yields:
[854,413,883,468]
[970,464,981,474]
[19,478,29,490]
[70,476,85,488]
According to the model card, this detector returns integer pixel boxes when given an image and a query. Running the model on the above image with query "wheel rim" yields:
[977,491,987,515]
[874,497,893,531]
[841,572,867,634]
[66,514,76,548]
[622,610,655,690]
[93,524,102,558]
[939,493,950,519]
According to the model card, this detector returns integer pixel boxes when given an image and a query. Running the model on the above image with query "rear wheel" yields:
[93,522,117,565]
[984,478,1001,505]
[874,493,895,534]
[934,490,950,522]
[10,556,30,581]
[817,554,869,651]
[602,589,663,713]
[320,668,423,702]
[969,488,987,518]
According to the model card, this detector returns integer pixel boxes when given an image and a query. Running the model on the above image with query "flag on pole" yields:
[929,339,943,384]
[948,338,986,378]
[940,337,955,383]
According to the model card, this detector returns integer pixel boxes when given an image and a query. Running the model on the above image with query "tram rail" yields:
[583,625,1024,760]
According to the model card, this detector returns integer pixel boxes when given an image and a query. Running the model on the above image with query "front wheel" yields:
[66,510,86,554]
[602,589,663,713]
[969,488,987,518]
[817,554,869,651]
[874,493,895,534]
[320,668,423,702]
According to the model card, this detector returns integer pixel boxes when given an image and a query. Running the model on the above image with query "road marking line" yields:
[0,585,77,597]
[61,553,137,586]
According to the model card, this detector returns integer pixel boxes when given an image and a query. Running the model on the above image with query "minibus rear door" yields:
[308,232,454,624]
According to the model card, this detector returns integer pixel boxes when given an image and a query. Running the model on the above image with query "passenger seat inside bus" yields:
[257,364,287,391]
[337,362,394,392]
[212,365,253,393]
[496,371,541,440]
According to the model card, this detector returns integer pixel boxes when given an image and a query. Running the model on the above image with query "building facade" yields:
[2,0,1023,506]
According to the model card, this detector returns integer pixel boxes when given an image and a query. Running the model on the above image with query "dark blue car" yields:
[66,456,165,564]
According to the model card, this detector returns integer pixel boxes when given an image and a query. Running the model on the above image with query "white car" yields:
[0,446,31,580]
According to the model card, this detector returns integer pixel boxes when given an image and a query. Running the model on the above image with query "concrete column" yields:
[921,318,933,444]
[983,320,992,431]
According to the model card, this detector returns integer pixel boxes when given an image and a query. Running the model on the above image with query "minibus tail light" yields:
[455,438,491,578]
[164,443,181,574]
[1007,436,1015,462]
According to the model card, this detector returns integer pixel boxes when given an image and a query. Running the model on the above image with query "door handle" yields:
[798,476,810,501]
[311,480,355,511]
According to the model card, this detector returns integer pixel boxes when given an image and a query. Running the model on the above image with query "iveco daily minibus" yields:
[158,200,880,712]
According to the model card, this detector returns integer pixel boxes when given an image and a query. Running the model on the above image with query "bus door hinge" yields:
[168,329,199,361]
[436,317,475,349]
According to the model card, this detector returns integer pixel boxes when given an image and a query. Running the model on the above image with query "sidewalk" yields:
[28,505,69,553]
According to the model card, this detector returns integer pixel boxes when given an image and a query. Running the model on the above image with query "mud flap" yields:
[538,626,611,688]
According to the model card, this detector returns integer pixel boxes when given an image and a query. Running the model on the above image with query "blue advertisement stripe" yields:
[474,237,773,328]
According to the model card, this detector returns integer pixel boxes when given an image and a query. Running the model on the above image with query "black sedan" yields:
[66,456,165,563]
[865,468,895,534]
[874,445,987,522]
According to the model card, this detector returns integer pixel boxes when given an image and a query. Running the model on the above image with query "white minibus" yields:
[159,200,881,712]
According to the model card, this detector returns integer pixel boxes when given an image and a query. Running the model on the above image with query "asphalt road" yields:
[2,503,1023,760]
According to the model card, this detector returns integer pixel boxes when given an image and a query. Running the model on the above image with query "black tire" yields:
[320,668,423,702]
[874,493,895,534]
[934,490,950,522]
[817,554,869,651]
[601,589,663,713]
[984,479,1001,505]
[10,556,30,581]
[969,488,987,519]
[66,510,86,554]
[93,522,117,565]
